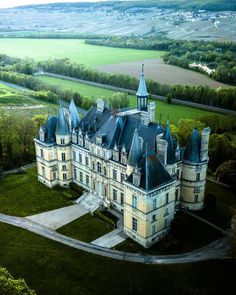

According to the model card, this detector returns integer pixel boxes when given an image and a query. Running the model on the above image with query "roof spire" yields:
[136,64,148,111]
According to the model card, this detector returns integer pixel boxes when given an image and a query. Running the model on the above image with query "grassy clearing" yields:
[57,213,113,242]
[38,76,219,123]
[0,39,163,67]
[0,168,78,216]
[194,180,236,229]
[0,222,236,295]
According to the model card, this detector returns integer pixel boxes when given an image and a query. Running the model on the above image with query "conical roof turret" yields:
[69,99,80,129]
[184,128,201,162]
[136,64,148,97]
[56,106,70,135]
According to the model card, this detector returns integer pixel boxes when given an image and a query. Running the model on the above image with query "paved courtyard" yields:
[26,204,88,230]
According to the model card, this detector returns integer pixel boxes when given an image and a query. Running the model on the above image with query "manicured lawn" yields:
[0,222,236,295]
[0,168,78,217]
[115,212,222,255]
[194,180,236,229]
[38,76,218,123]
[0,39,163,67]
[57,213,113,242]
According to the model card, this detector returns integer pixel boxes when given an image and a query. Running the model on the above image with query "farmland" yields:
[37,75,220,123]
[97,59,233,89]
[0,39,163,67]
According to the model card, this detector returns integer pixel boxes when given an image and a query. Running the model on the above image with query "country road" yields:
[0,213,231,265]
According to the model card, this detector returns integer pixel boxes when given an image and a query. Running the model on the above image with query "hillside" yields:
[0,1,235,41]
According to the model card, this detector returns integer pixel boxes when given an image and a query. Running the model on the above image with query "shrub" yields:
[62,191,75,200]
[70,183,85,195]
[94,210,116,228]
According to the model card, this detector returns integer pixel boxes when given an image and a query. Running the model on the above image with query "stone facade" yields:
[35,67,210,248]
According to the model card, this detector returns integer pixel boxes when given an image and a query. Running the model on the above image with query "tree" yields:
[0,267,36,295]
[109,92,129,110]
[216,160,236,191]
[170,119,205,146]
[166,93,172,104]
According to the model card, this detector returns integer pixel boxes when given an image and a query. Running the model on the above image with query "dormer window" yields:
[113,143,119,162]
[133,166,141,187]
[39,127,45,142]
[113,151,119,162]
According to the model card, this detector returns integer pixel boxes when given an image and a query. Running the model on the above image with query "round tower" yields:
[180,127,210,211]
[55,106,72,187]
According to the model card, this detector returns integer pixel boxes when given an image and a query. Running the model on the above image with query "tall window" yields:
[60,138,65,145]
[166,193,169,205]
[177,169,180,180]
[104,167,107,176]
[86,175,89,186]
[196,173,200,181]
[74,168,77,180]
[152,214,156,222]
[153,199,157,210]
[97,162,102,173]
[195,195,199,203]
[80,172,83,183]
[92,161,95,170]
[61,153,66,161]
[152,224,156,235]
[120,193,124,205]
[42,166,45,177]
[132,217,137,232]
[132,195,137,208]
[53,171,56,180]
[121,173,125,182]
[113,189,117,201]
[85,156,89,166]
[79,153,82,163]
[164,208,169,216]
[73,151,76,161]
[62,165,66,170]
[40,149,44,159]
[63,173,67,180]
[113,169,117,180]
[175,190,179,202]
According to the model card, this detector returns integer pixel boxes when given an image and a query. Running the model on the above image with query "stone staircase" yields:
[75,191,103,213]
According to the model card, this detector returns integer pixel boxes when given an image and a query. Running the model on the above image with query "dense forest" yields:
[86,37,236,85]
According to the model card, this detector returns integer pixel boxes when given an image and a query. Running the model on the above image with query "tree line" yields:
[86,36,236,85]
[38,58,236,111]
[1,55,236,110]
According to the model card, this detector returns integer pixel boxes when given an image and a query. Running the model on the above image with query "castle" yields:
[35,66,210,248]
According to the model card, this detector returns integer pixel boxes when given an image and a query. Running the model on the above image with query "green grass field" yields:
[0,39,163,67]
[38,76,219,123]
[0,168,78,216]
[58,214,112,242]
[0,222,236,295]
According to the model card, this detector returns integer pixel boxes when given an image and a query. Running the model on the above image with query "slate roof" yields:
[127,128,143,166]
[43,116,57,144]
[69,99,80,129]
[184,128,201,163]
[127,151,173,191]
[136,64,148,97]
[163,122,177,164]
[56,106,70,135]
